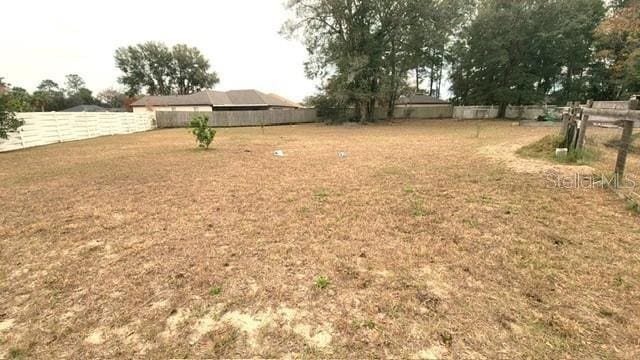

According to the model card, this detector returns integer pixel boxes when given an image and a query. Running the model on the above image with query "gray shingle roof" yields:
[62,105,109,112]
[131,90,300,108]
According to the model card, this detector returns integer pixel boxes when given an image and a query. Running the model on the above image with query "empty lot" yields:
[1,120,639,358]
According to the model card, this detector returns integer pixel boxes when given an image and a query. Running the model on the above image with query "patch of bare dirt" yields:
[480,142,594,176]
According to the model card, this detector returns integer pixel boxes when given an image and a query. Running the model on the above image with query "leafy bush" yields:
[315,276,330,289]
[189,115,216,149]
[304,94,351,124]
[537,109,560,122]
[0,94,24,140]
[209,286,222,296]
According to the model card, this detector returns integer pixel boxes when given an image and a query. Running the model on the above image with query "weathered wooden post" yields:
[560,112,570,137]
[614,98,638,178]
[577,100,593,149]
[565,102,581,150]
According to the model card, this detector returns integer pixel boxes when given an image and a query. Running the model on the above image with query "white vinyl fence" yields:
[453,106,500,119]
[0,112,155,152]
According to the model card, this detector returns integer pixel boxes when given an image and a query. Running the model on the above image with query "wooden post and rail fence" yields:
[561,96,639,178]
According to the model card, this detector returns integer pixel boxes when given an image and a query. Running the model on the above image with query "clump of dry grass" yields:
[517,134,600,165]
[517,134,564,159]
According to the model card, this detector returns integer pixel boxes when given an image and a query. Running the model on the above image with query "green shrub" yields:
[537,108,560,122]
[0,94,24,140]
[315,276,330,289]
[209,286,222,296]
[304,94,350,124]
[189,115,216,149]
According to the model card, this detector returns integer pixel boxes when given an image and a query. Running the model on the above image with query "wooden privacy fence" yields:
[561,96,639,177]
[156,109,318,128]
[453,105,564,120]
[157,105,454,128]
[0,112,155,152]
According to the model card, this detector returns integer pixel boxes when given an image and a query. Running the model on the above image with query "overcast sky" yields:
[2,0,318,102]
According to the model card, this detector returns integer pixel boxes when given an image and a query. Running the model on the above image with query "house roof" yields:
[131,90,300,108]
[62,105,109,112]
[267,93,303,108]
[397,94,449,105]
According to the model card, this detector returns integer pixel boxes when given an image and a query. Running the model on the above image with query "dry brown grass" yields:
[1,120,639,359]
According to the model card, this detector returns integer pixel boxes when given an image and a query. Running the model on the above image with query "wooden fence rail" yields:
[581,107,640,121]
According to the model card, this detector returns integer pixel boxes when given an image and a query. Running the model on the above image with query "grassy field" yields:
[1,120,639,359]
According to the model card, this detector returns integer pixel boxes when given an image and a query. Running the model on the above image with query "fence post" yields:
[18,116,26,149]
[577,100,593,149]
[560,112,570,137]
[614,98,638,178]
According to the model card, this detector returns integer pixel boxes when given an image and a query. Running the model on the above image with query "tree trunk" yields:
[354,101,362,122]
[388,41,397,120]
[366,98,376,122]
[366,77,378,122]
[429,68,434,96]
[387,96,396,119]
[498,103,507,118]
[437,52,444,98]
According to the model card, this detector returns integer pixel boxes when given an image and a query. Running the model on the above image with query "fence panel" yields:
[453,105,562,120]
[453,106,500,119]
[593,101,628,110]
[394,105,453,119]
[156,109,319,128]
[0,112,155,153]
[156,106,454,127]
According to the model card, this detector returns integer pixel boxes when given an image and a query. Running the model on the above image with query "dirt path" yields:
[480,141,594,176]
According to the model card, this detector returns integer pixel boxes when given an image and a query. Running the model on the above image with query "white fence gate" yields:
[0,112,155,152]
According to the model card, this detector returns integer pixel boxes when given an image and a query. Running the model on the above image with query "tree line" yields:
[1,42,220,113]
[0,75,130,112]
[286,0,640,120]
